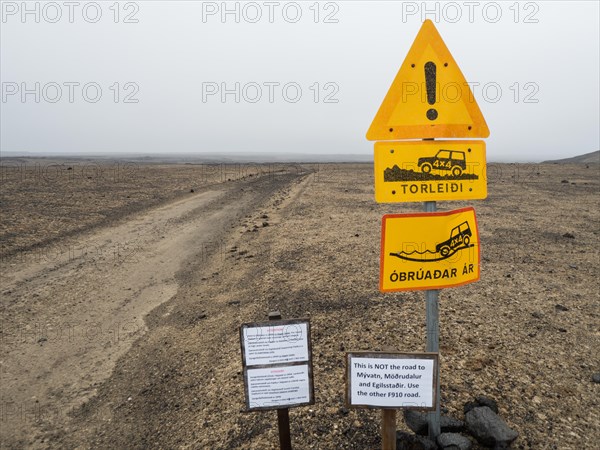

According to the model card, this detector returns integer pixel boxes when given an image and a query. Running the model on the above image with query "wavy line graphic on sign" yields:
[389,221,473,262]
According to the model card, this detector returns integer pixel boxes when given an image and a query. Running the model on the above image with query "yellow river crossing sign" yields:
[374,140,487,203]
[380,207,480,292]
[366,20,489,140]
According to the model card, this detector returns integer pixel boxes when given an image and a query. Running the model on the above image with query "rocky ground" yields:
[1,160,598,449]
[0,158,301,257]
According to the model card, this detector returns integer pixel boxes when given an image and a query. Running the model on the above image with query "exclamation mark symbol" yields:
[424,61,438,121]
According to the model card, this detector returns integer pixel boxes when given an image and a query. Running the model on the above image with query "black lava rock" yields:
[465,406,518,448]
[437,432,473,450]
[464,395,499,414]
[475,396,499,414]
[396,431,437,450]
[404,410,464,436]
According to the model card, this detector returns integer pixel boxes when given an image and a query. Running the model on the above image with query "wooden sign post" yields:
[345,352,439,450]
[270,311,292,450]
[382,410,397,450]
[240,312,314,450]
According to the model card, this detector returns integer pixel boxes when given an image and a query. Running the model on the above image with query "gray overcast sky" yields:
[1,1,599,162]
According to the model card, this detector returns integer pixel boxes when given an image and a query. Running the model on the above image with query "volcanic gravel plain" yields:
[0,159,598,449]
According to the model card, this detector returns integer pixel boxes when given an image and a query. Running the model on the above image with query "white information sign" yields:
[346,352,438,410]
[247,364,310,409]
[240,319,314,411]
[242,322,309,366]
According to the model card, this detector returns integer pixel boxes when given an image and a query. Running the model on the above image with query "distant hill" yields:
[543,150,599,164]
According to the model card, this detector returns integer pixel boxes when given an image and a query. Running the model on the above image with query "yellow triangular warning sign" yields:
[367,20,490,140]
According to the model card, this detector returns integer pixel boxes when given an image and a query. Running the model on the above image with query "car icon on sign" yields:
[418,150,466,177]
[435,221,472,257]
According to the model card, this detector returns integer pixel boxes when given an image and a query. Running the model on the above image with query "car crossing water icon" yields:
[389,221,473,262]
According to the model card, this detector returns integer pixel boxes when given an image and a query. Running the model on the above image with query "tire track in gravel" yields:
[0,172,303,449]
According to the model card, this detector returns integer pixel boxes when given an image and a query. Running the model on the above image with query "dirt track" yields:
[1,171,303,448]
[1,162,599,449]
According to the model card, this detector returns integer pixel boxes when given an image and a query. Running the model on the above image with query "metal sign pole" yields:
[424,201,441,440]
[366,18,490,448]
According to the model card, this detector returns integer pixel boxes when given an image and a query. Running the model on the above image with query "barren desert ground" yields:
[0,160,598,449]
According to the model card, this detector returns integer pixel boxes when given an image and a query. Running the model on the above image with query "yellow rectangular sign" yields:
[374,141,487,203]
[380,207,480,292]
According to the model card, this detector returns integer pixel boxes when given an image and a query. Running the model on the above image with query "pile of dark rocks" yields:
[396,396,518,449]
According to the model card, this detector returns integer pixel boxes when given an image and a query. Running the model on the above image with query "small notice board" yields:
[240,319,314,411]
[346,352,438,410]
